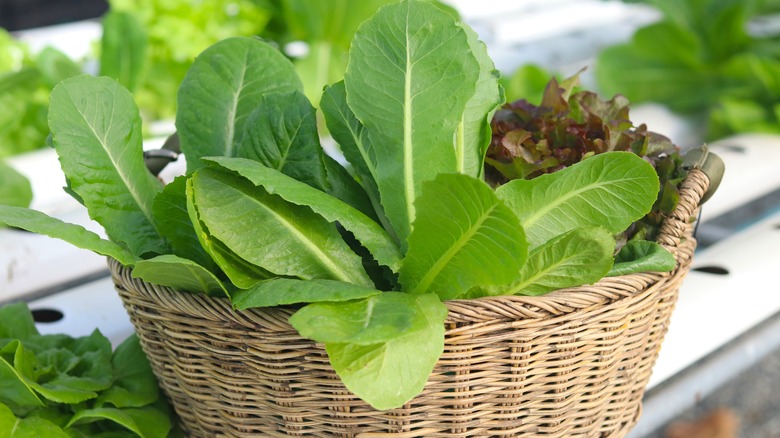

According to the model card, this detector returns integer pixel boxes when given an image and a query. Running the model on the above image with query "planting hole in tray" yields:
[31,308,64,323]
[692,266,730,275]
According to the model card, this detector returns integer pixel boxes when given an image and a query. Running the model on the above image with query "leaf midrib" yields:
[411,202,497,295]
[70,90,154,223]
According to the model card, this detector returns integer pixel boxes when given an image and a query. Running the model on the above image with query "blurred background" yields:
[1,1,779,436]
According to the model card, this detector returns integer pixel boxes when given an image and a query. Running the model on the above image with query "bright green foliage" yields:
[344,0,480,246]
[608,240,676,276]
[0,303,172,437]
[48,75,168,257]
[0,162,32,208]
[133,254,228,297]
[100,11,148,93]
[400,173,527,300]
[9,0,672,411]
[598,0,780,140]
[496,152,659,249]
[290,293,447,410]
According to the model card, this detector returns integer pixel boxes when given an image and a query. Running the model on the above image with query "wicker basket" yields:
[109,168,710,437]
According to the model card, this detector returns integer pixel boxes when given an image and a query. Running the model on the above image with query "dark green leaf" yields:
[0,342,44,411]
[204,156,402,272]
[191,168,372,286]
[176,37,302,172]
[95,334,158,409]
[66,403,171,438]
[0,403,68,438]
[237,90,328,190]
[152,176,216,272]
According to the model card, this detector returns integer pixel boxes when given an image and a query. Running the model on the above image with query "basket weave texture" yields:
[109,169,709,437]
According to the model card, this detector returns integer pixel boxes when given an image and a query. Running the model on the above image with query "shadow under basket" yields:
[109,169,710,437]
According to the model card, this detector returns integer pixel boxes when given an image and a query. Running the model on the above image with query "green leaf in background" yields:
[95,334,158,409]
[500,64,553,104]
[608,240,676,276]
[280,0,396,104]
[232,278,381,309]
[0,68,49,158]
[496,152,659,249]
[100,11,148,93]
[24,330,113,404]
[35,47,82,90]
[0,403,68,438]
[320,81,393,235]
[456,25,503,178]
[132,255,227,297]
[205,156,402,272]
[176,37,302,172]
[344,0,480,245]
[291,293,447,410]
[191,168,372,286]
[0,162,32,208]
[0,206,135,266]
[0,303,38,341]
[152,176,216,272]
[237,90,328,190]
[66,403,171,438]
[48,75,168,257]
[480,227,615,297]
[400,173,527,300]
[0,342,44,411]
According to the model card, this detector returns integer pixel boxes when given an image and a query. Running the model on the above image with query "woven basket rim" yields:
[108,168,710,326]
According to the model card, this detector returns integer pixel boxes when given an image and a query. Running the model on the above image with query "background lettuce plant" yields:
[0,0,673,409]
[0,303,175,437]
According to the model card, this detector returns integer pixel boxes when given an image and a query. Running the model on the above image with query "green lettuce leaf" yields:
[344,0,480,245]
[99,11,148,93]
[48,75,167,257]
[0,403,68,438]
[496,152,659,249]
[400,173,527,300]
[608,240,676,276]
[176,37,302,172]
[132,254,227,297]
[237,90,328,190]
[479,227,615,297]
[190,168,372,286]
[232,278,381,309]
[66,403,171,438]
[205,156,402,272]
[0,206,135,266]
[95,334,159,409]
[290,293,447,409]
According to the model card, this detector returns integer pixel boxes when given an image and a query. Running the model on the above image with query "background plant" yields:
[0,302,176,437]
[597,0,780,141]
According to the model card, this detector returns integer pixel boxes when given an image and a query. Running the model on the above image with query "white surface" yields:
[700,134,780,221]
[648,209,780,388]
[30,277,134,347]
[13,20,101,61]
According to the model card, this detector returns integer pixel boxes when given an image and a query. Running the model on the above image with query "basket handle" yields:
[682,145,724,205]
